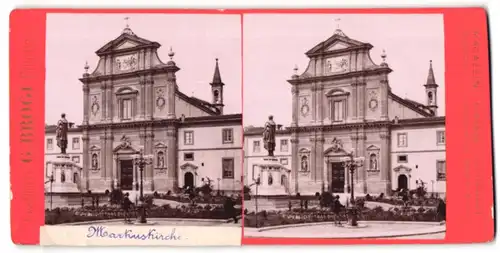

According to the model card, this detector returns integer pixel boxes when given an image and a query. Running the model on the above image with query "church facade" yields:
[244,28,446,196]
[78,25,242,193]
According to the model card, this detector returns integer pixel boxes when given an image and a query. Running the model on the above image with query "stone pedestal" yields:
[254,157,291,196]
[45,154,81,193]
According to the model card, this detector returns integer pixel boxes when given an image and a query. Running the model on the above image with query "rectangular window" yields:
[184,131,194,145]
[253,140,260,153]
[397,133,408,147]
[397,155,408,163]
[72,156,80,163]
[280,139,289,152]
[436,130,446,145]
[46,139,53,150]
[72,137,80,150]
[121,99,132,120]
[252,165,258,180]
[184,153,194,161]
[332,100,345,122]
[222,158,234,179]
[437,161,446,181]
[222,128,234,144]
[280,158,288,165]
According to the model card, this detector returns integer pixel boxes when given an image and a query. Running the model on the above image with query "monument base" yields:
[254,157,291,196]
[45,154,81,193]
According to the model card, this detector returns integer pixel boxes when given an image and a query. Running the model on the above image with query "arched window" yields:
[213,90,220,103]
[428,91,433,104]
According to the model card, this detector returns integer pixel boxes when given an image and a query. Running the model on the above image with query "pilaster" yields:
[145,75,154,120]
[99,135,106,178]
[139,77,146,119]
[356,82,367,121]
[291,86,299,127]
[316,132,325,184]
[106,80,113,122]
[310,83,317,124]
[82,84,90,125]
[105,131,114,190]
[290,134,299,193]
[380,79,389,121]
[350,82,358,121]
[309,134,317,181]
[81,134,90,191]
[145,126,155,191]
[166,125,178,188]
[166,65,179,119]
[100,82,107,122]
[317,83,324,125]
[379,131,391,194]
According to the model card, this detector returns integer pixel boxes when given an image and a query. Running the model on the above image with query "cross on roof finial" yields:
[335,18,341,30]
[124,16,130,28]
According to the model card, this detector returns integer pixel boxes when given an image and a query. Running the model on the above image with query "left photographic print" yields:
[42,13,243,245]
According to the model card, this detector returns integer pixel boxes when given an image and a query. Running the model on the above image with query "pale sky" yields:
[243,14,445,127]
[46,14,242,125]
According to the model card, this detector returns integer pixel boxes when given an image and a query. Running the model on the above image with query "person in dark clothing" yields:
[331,195,344,226]
[437,198,446,222]
[402,192,409,207]
[304,200,309,210]
[122,193,133,223]
[224,196,238,223]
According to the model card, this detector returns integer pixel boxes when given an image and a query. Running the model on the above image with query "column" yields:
[166,125,178,188]
[107,81,113,121]
[145,76,153,120]
[317,83,324,125]
[310,135,316,181]
[139,77,146,119]
[105,132,114,189]
[113,154,118,189]
[146,127,155,191]
[290,134,299,193]
[359,82,366,121]
[166,65,179,119]
[316,132,325,184]
[310,83,317,123]
[140,49,145,70]
[291,86,299,127]
[82,84,90,125]
[380,79,389,121]
[82,134,90,191]
[380,131,391,194]
[99,135,106,179]
[350,82,358,121]
[100,82,106,121]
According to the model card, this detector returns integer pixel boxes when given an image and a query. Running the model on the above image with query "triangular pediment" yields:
[95,33,159,56]
[306,34,369,56]
[367,145,380,151]
[180,162,198,170]
[155,142,167,148]
[393,165,412,172]
[115,40,140,50]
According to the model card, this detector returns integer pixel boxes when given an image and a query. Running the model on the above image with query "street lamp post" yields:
[253,176,261,228]
[431,180,435,198]
[133,149,153,224]
[217,178,221,195]
[341,150,365,227]
[44,175,55,210]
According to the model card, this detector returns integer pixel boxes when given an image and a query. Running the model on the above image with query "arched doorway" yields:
[398,174,408,190]
[184,172,194,188]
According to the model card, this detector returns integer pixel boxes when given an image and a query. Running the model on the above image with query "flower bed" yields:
[244,206,440,228]
[45,204,242,225]
[356,196,439,207]
[149,193,243,205]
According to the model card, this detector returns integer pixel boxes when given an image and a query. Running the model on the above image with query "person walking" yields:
[122,193,133,223]
[331,195,344,226]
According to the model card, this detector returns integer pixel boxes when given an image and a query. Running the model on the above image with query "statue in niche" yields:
[61,171,66,183]
[262,115,277,157]
[56,113,74,154]
[370,153,378,171]
[301,156,308,171]
[92,153,98,169]
[268,174,273,185]
[157,151,165,168]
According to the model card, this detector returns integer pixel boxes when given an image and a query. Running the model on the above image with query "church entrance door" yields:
[331,162,345,193]
[120,160,134,190]
[184,172,194,189]
[398,174,408,190]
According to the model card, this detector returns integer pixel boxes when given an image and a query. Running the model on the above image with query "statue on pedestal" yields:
[263,115,277,157]
[56,113,74,154]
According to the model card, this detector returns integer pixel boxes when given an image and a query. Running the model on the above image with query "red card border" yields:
[9,8,494,245]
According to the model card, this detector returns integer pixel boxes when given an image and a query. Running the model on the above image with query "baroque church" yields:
[78,24,242,193]
[244,26,446,196]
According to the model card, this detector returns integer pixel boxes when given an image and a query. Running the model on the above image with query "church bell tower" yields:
[210,58,225,114]
[424,60,439,116]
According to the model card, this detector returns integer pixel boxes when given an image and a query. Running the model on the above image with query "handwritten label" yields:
[86,226,182,241]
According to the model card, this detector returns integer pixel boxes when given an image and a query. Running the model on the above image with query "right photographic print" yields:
[242,14,446,239]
